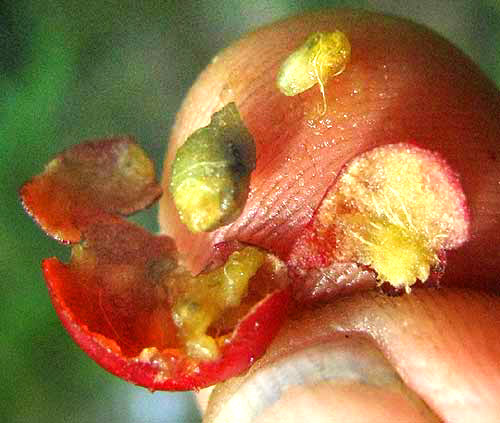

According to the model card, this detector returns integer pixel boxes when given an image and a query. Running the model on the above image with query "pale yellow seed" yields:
[277,31,351,114]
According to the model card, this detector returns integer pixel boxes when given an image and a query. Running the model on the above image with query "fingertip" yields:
[160,8,499,285]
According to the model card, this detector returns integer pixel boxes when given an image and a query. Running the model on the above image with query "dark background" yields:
[2,1,499,422]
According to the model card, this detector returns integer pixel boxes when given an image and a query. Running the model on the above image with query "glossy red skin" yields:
[43,258,291,391]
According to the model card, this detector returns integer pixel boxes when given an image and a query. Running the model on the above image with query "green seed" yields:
[169,103,256,233]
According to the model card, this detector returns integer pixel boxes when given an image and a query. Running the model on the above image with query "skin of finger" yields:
[159,9,500,289]
[254,383,435,423]
[205,289,500,423]
[203,335,440,423]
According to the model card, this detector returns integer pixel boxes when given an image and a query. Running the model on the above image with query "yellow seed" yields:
[277,31,351,113]
[169,103,256,233]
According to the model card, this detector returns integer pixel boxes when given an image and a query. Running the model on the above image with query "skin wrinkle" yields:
[237,58,278,109]
[164,30,305,267]
[262,198,305,239]
[214,99,313,247]
[249,111,302,182]
[224,61,327,224]
[234,28,302,110]
[245,112,355,244]
[248,162,319,242]
[236,185,297,246]
[255,383,435,423]
[222,25,293,109]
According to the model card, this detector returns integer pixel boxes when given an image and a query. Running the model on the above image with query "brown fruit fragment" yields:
[20,137,162,243]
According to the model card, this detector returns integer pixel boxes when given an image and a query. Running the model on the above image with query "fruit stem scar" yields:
[276,31,351,115]
[169,103,256,233]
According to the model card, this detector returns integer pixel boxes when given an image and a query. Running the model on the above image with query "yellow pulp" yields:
[321,145,465,291]
[172,176,229,233]
[341,215,438,291]
[169,247,266,360]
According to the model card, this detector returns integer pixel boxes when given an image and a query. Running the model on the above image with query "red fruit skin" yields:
[43,258,291,390]
[20,137,161,244]
[19,135,292,391]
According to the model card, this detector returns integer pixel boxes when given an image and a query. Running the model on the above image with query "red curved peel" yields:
[43,258,291,390]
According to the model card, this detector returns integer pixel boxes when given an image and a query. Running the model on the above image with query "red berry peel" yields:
[289,143,470,300]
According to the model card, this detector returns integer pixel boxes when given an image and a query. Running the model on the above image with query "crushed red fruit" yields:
[21,137,291,390]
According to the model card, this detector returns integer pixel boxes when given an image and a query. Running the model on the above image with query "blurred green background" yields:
[1,1,498,422]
